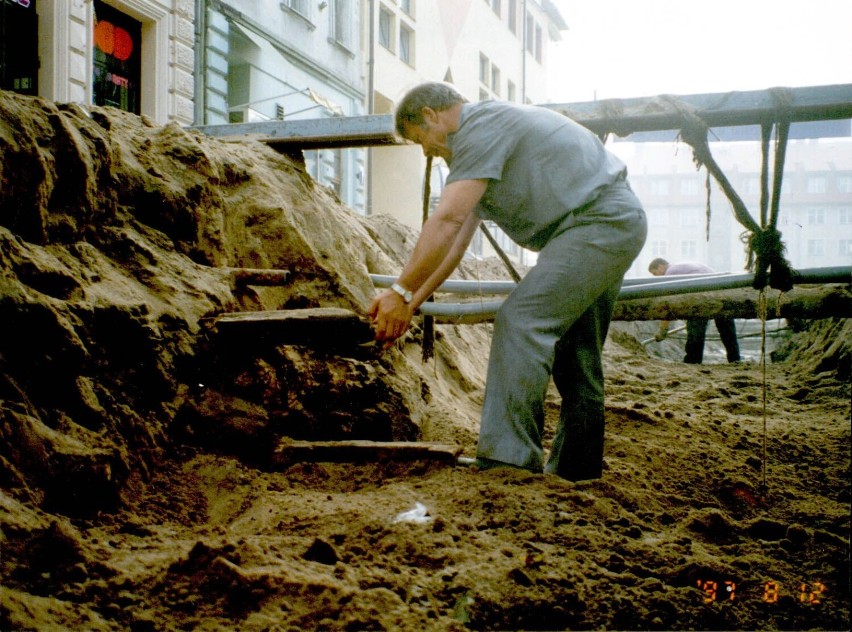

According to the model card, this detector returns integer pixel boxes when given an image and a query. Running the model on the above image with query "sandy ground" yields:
[0,92,849,631]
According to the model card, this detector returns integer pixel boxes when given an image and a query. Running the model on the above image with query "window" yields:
[650,209,669,227]
[491,0,501,17]
[526,13,542,60]
[525,12,534,53]
[479,53,489,84]
[651,179,670,196]
[535,24,542,62]
[378,6,392,51]
[331,0,352,49]
[400,0,413,16]
[491,64,500,96]
[479,88,489,101]
[507,80,516,102]
[681,240,697,258]
[681,178,701,196]
[839,208,852,225]
[93,1,142,114]
[807,176,827,194]
[839,239,852,257]
[1,0,39,96]
[680,208,699,227]
[837,176,852,193]
[508,0,517,33]
[807,239,824,257]
[807,208,825,225]
[399,24,413,65]
[281,0,309,17]
[651,240,667,256]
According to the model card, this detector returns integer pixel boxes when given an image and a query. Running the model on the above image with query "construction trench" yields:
[0,86,850,630]
[203,82,852,464]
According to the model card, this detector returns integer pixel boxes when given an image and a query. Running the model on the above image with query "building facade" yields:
[1,0,195,125]
[5,2,845,277]
[367,0,567,266]
[196,0,367,212]
[610,126,852,279]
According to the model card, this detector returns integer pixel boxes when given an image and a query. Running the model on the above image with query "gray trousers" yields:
[477,180,647,480]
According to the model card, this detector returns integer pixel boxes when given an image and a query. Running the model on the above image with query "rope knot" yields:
[747,227,794,291]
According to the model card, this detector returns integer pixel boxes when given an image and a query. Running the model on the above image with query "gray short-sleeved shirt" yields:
[445,101,627,251]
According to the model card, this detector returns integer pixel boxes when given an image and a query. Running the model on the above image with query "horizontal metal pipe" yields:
[619,266,850,300]
[372,267,849,300]
[370,272,732,294]
[370,274,517,295]
[414,266,850,323]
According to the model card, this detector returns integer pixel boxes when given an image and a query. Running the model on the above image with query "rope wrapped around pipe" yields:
[661,95,796,292]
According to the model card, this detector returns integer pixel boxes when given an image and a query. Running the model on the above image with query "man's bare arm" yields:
[368,178,487,345]
[397,179,488,294]
[411,210,481,310]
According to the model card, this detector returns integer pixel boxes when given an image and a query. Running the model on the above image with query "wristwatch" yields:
[390,282,413,303]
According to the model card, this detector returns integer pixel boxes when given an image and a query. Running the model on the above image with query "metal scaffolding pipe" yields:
[370,272,732,294]
[619,266,850,300]
[373,268,847,298]
[413,266,850,323]
[371,274,517,295]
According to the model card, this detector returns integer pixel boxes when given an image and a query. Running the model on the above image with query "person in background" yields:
[648,258,741,364]
[368,82,647,481]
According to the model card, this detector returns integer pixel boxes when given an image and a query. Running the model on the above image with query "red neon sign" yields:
[94,19,134,61]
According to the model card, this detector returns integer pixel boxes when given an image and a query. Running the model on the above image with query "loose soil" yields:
[0,92,849,631]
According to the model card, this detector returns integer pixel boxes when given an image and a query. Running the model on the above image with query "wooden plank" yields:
[212,307,375,347]
[613,285,852,321]
[227,267,291,287]
[194,114,400,149]
[272,439,463,468]
[545,84,852,135]
[193,85,852,149]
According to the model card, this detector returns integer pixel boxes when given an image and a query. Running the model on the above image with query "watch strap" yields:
[390,282,412,303]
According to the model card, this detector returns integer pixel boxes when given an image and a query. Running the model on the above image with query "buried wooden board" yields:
[613,285,851,321]
[272,439,464,468]
[210,307,375,347]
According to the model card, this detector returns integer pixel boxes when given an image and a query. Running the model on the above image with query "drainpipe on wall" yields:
[366,0,376,215]
[521,0,527,103]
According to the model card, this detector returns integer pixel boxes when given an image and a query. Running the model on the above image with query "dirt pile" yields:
[0,91,849,630]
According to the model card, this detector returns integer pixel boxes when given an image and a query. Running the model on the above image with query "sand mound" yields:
[1,92,848,630]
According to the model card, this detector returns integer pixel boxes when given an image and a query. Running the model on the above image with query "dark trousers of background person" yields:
[684,317,741,364]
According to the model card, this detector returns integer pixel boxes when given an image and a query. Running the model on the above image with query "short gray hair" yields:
[395,82,467,137]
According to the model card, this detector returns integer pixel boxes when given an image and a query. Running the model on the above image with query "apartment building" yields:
[0,0,195,125]
[368,0,567,267]
[196,0,367,212]
[610,123,852,278]
[196,0,567,245]
[1,0,566,231]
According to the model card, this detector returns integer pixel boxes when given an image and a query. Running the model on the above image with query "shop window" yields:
[0,0,39,95]
[93,0,142,114]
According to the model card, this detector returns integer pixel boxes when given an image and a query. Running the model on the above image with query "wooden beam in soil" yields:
[271,440,464,469]
[613,285,851,321]
[211,307,375,347]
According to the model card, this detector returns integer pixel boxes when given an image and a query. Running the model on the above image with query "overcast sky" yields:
[547,0,852,103]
